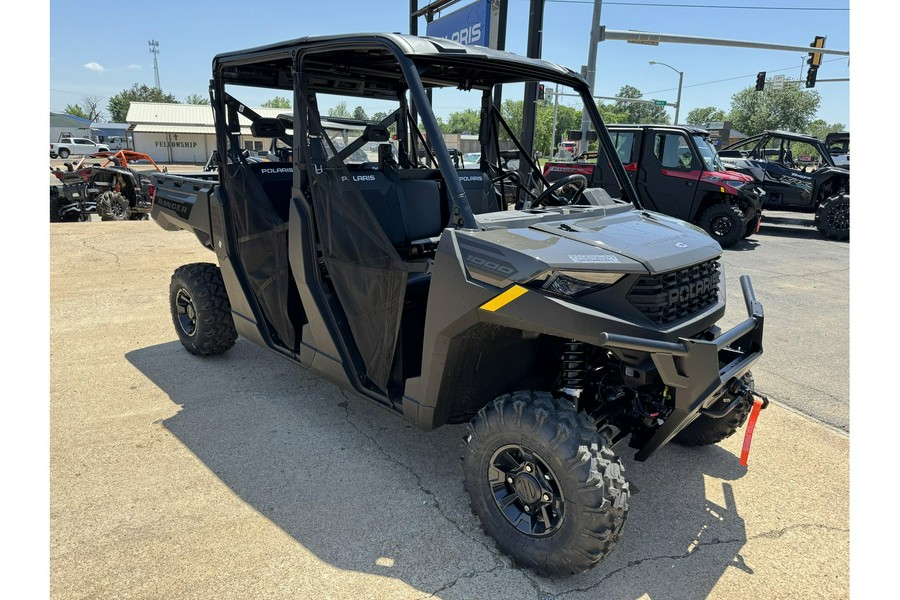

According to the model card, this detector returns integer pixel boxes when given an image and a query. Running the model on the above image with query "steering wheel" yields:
[527,174,589,208]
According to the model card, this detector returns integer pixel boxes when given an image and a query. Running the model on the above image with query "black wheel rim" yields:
[827,203,849,231]
[710,215,735,237]
[175,288,197,336]
[488,444,565,537]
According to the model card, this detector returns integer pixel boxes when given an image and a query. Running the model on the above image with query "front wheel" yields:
[815,194,849,241]
[698,203,745,248]
[169,263,237,356]
[50,188,62,223]
[463,391,629,577]
[97,191,130,221]
[743,212,761,239]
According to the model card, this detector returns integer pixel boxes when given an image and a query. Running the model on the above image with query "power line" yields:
[543,1,848,10]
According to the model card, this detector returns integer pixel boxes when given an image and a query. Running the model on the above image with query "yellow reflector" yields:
[720,186,725,193]
[480,285,528,312]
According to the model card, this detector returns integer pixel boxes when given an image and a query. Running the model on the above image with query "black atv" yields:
[720,130,849,240]
[150,33,766,577]
[50,151,160,222]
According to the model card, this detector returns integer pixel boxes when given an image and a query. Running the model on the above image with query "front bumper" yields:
[737,184,765,218]
[598,275,764,461]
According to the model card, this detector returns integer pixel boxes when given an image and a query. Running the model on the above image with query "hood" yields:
[459,206,721,288]
[706,170,754,183]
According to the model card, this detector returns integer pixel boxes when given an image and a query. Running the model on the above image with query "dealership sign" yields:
[426,0,500,48]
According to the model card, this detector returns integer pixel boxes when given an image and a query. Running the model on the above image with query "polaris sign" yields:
[426,0,500,48]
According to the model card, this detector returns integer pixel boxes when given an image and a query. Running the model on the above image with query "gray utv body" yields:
[151,33,765,576]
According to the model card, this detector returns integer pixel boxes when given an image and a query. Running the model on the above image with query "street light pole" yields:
[649,61,683,124]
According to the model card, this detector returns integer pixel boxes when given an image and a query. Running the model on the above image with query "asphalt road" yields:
[48,211,849,599]
[718,212,849,432]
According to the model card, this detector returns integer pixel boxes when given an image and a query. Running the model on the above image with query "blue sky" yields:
[47,0,851,127]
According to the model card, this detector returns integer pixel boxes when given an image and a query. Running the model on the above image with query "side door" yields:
[73,138,96,155]
[757,136,815,208]
[635,129,701,222]
[608,128,639,186]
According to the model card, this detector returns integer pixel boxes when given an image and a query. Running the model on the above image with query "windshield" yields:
[692,134,724,171]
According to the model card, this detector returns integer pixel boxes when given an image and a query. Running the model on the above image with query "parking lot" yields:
[49,208,848,599]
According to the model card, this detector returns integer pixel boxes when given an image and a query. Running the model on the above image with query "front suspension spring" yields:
[560,341,587,390]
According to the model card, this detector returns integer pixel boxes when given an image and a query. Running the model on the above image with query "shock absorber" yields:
[559,341,587,405]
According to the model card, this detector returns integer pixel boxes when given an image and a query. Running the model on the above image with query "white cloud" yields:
[84,62,106,72]
[127,64,142,70]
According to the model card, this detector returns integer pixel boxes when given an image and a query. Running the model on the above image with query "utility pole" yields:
[149,40,161,89]
[578,0,603,154]
[550,83,560,158]
[520,0,545,160]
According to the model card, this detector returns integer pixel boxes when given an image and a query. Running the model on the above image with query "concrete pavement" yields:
[50,220,849,599]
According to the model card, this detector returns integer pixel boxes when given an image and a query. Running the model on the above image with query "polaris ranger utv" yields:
[150,33,766,577]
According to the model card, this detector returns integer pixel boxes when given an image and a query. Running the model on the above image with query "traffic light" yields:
[806,36,826,88]
[538,84,545,100]
[755,71,766,92]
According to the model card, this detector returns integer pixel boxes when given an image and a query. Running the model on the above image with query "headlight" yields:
[541,270,624,297]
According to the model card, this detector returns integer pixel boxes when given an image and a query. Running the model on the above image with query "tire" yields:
[169,263,237,356]
[743,212,761,239]
[815,194,849,241]
[673,373,755,447]
[463,391,629,577]
[58,148,70,159]
[50,188,62,223]
[96,191,130,221]
[697,203,744,248]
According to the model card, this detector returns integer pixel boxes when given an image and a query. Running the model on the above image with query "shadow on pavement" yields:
[755,215,848,242]
[127,339,752,599]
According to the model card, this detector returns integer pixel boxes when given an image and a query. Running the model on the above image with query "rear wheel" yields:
[169,263,237,356]
[58,148,70,159]
[673,373,755,447]
[463,391,629,576]
[698,203,744,248]
[815,194,849,241]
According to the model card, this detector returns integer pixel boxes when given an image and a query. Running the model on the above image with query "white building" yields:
[125,102,288,164]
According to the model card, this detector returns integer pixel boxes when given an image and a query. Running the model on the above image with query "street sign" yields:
[772,74,785,90]
[426,0,500,48]
[653,100,667,106]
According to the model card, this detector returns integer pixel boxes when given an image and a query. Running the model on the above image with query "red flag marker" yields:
[739,397,766,467]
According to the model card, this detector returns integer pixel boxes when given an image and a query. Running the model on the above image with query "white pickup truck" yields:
[50,137,110,159]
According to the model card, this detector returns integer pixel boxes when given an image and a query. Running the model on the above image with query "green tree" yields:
[352,106,368,120]
[107,84,178,122]
[64,104,88,119]
[804,118,846,141]
[686,106,726,126]
[328,102,351,118]
[439,108,481,134]
[184,93,209,105]
[65,96,105,122]
[615,85,670,125]
[727,84,820,136]
[261,96,291,109]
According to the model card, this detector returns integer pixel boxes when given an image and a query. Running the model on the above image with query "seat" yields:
[456,169,502,214]
[247,161,293,221]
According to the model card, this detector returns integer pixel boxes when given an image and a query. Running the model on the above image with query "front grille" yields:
[627,259,720,326]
